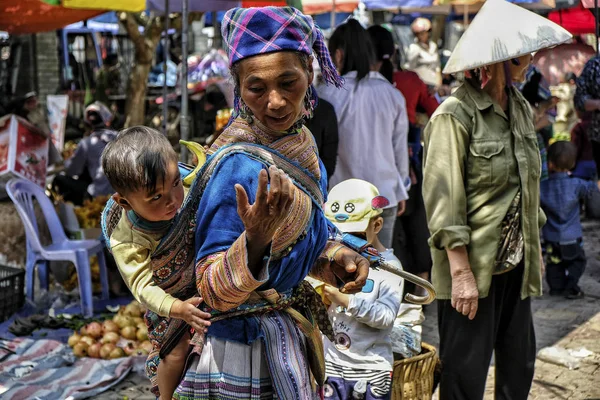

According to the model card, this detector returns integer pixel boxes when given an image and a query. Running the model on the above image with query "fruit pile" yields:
[68,300,153,359]
[63,256,102,293]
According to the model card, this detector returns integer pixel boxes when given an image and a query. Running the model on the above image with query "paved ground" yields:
[93,220,600,400]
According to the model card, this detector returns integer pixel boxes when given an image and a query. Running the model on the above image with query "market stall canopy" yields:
[145,0,286,13]
[581,0,600,7]
[549,3,597,34]
[301,0,359,14]
[533,41,596,84]
[0,0,104,34]
[435,0,555,7]
[61,0,146,12]
[363,0,451,11]
[362,0,555,13]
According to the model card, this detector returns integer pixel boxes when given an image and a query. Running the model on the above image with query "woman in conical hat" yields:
[150,6,369,400]
[421,0,571,398]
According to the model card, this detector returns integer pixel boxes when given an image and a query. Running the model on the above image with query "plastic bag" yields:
[391,304,425,359]
[537,346,582,370]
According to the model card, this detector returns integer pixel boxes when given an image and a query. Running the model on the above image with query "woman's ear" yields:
[113,193,132,211]
[307,55,315,84]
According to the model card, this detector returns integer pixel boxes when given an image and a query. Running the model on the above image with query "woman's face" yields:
[237,52,313,131]
[509,54,533,83]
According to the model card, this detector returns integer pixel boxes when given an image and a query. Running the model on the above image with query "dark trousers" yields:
[393,158,432,293]
[545,241,586,294]
[437,265,536,400]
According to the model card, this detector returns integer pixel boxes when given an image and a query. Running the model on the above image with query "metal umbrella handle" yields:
[336,232,436,305]
[374,260,437,305]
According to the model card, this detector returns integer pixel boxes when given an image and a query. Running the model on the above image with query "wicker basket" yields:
[391,342,438,400]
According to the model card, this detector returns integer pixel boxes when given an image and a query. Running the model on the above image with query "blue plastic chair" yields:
[6,178,109,317]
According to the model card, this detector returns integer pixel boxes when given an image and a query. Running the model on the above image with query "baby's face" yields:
[121,160,184,222]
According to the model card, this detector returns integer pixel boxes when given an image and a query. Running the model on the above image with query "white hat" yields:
[443,0,572,75]
[325,179,390,233]
[411,18,432,34]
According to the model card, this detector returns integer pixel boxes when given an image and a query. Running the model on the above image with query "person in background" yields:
[95,54,121,106]
[318,19,410,249]
[305,97,339,179]
[520,66,556,182]
[368,25,437,296]
[571,111,598,181]
[422,0,569,397]
[322,179,403,400]
[405,17,441,89]
[52,102,115,205]
[551,72,578,135]
[540,141,599,299]
[575,55,600,179]
[15,91,51,135]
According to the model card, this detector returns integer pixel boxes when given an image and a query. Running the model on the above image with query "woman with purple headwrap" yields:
[104,6,369,400]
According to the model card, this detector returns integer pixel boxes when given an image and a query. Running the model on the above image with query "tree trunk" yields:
[121,13,163,128]
[125,60,152,127]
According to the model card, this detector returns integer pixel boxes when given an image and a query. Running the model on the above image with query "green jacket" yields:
[422,80,546,300]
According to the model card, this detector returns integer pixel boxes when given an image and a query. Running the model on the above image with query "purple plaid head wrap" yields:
[222,6,343,117]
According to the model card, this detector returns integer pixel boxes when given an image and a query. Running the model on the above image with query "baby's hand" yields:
[323,285,350,308]
[170,297,211,333]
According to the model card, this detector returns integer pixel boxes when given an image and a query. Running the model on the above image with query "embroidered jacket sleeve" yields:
[194,157,271,312]
[110,221,177,317]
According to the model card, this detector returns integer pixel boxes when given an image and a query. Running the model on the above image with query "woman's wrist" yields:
[446,245,472,278]
[245,231,271,275]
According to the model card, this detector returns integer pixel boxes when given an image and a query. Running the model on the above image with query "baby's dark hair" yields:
[101,126,178,195]
[547,140,577,171]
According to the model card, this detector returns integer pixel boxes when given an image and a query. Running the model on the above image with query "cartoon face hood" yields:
[324,179,390,233]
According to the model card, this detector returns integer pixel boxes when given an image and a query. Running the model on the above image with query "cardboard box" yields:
[0,114,50,197]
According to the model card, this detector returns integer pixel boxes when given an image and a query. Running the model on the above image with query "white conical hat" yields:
[443,0,572,74]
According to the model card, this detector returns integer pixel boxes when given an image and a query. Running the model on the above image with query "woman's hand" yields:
[451,269,479,320]
[330,246,369,294]
[235,165,294,247]
[446,246,478,320]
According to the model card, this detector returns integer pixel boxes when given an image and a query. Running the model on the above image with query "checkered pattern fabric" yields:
[221,6,343,89]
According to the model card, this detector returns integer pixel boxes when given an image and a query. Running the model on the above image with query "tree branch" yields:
[119,12,144,51]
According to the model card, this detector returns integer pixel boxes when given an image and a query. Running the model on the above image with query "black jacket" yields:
[305,98,339,181]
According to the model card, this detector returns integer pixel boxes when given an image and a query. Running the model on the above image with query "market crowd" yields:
[34,1,600,399]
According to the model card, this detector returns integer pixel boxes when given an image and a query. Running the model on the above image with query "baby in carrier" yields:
[101,126,210,400]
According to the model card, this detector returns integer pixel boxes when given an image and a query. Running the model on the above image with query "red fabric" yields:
[393,70,439,125]
[0,0,103,34]
[548,4,596,35]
